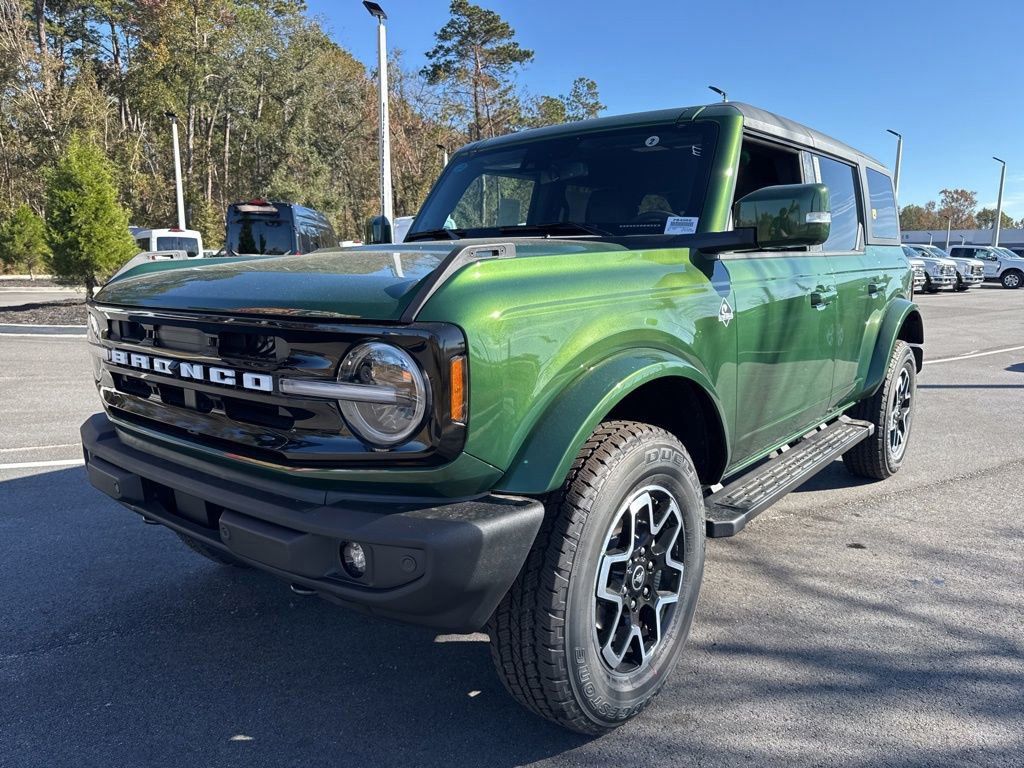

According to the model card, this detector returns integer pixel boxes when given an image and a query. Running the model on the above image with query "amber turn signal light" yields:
[449,355,467,424]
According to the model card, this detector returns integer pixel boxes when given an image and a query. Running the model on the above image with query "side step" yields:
[704,416,874,538]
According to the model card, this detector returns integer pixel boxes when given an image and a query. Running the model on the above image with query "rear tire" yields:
[842,341,916,480]
[488,421,706,734]
[1001,269,1022,289]
[176,532,249,567]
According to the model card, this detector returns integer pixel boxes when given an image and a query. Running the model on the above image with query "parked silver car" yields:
[902,245,955,292]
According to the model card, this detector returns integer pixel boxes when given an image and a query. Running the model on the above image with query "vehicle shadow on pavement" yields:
[0,468,589,768]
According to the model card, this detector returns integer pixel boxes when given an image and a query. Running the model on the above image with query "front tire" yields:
[924,276,939,294]
[1001,269,1022,289]
[954,274,969,292]
[842,340,916,479]
[488,421,706,734]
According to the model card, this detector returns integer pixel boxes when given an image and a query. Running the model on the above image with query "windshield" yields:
[155,236,200,258]
[227,218,294,255]
[409,122,718,240]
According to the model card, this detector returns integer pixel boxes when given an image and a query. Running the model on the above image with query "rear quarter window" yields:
[866,169,899,242]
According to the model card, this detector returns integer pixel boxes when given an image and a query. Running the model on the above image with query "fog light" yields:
[341,542,367,578]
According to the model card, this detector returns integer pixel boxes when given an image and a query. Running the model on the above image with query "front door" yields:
[727,137,837,461]
[728,253,838,460]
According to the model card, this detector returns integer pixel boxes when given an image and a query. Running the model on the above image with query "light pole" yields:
[886,129,902,197]
[708,85,728,103]
[364,1,393,230]
[164,111,186,230]
[945,217,952,251]
[992,156,1006,246]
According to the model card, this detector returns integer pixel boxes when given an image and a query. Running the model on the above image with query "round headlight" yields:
[338,342,429,447]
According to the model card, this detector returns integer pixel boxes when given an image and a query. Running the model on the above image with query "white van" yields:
[131,227,204,259]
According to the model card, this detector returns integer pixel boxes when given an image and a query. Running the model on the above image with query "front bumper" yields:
[81,413,544,632]
[960,272,984,286]
[929,274,956,287]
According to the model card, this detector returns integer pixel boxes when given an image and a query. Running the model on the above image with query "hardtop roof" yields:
[458,102,888,173]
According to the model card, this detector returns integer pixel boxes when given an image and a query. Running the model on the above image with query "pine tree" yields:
[45,136,137,297]
[422,1,534,140]
[0,203,50,279]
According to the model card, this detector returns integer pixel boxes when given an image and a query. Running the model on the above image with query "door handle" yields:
[810,285,835,309]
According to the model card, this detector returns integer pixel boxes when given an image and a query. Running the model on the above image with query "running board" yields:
[704,416,874,538]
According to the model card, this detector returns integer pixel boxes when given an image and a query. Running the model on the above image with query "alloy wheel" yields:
[888,367,913,461]
[594,485,685,674]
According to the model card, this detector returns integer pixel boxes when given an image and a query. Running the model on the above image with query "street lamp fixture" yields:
[992,156,1006,246]
[362,1,386,19]
[886,129,902,197]
[708,86,727,103]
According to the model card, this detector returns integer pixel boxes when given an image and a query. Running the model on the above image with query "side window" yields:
[814,155,861,252]
[866,168,899,240]
[733,139,802,203]
[135,238,149,251]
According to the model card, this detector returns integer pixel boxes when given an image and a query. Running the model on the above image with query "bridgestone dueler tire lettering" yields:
[487,421,705,734]
[842,340,916,480]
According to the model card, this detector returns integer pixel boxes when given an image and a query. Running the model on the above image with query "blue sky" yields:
[309,0,1024,219]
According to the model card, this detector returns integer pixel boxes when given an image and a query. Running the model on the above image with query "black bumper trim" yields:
[81,413,544,632]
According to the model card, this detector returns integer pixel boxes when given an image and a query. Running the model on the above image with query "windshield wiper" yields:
[503,221,612,238]
[404,228,463,243]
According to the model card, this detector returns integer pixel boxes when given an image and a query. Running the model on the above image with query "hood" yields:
[95,245,454,321]
[95,238,629,321]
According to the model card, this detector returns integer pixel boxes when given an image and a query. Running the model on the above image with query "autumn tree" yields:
[898,201,942,231]
[975,207,1015,231]
[423,0,534,140]
[0,203,50,278]
[937,188,978,229]
[45,136,136,297]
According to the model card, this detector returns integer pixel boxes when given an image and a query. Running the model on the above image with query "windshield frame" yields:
[407,121,720,244]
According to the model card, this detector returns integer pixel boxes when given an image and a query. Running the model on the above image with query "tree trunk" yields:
[33,0,47,56]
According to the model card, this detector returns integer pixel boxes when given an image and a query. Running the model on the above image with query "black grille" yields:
[91,305,467,466]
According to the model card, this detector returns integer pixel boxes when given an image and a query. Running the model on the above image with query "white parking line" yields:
[0,459,84,470]
[924,344,1024,366]
[0,443,80,453]
[0,332,86,338]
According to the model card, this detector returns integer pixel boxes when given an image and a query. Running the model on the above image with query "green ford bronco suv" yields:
[82,102,923,733]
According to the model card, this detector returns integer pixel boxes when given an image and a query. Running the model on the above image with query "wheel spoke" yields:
[594,485,685,674]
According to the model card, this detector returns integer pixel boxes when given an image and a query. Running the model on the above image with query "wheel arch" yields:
[494,349,730,495]
[864,299,923,397]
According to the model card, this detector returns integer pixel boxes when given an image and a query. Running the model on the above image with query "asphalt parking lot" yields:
[1,285,1022,768]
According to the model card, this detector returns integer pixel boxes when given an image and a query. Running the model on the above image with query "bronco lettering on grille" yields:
[106,348,273,392]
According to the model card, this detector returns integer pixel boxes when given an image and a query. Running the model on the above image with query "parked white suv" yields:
[948,245,1024,289]
[907,244,984,291]
[902,245,956,293]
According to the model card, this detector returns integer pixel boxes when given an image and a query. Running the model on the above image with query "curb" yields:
[0,323,86,337]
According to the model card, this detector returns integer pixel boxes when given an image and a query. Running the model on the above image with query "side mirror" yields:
[733,183,831,250]
[364,214,393,245]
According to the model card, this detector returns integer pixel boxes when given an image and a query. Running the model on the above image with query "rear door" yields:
[811,156,877,408]
[728,136,837,459]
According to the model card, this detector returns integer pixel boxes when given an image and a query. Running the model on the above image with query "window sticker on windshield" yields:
[664,216,698,235]
[645,135,660,147]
